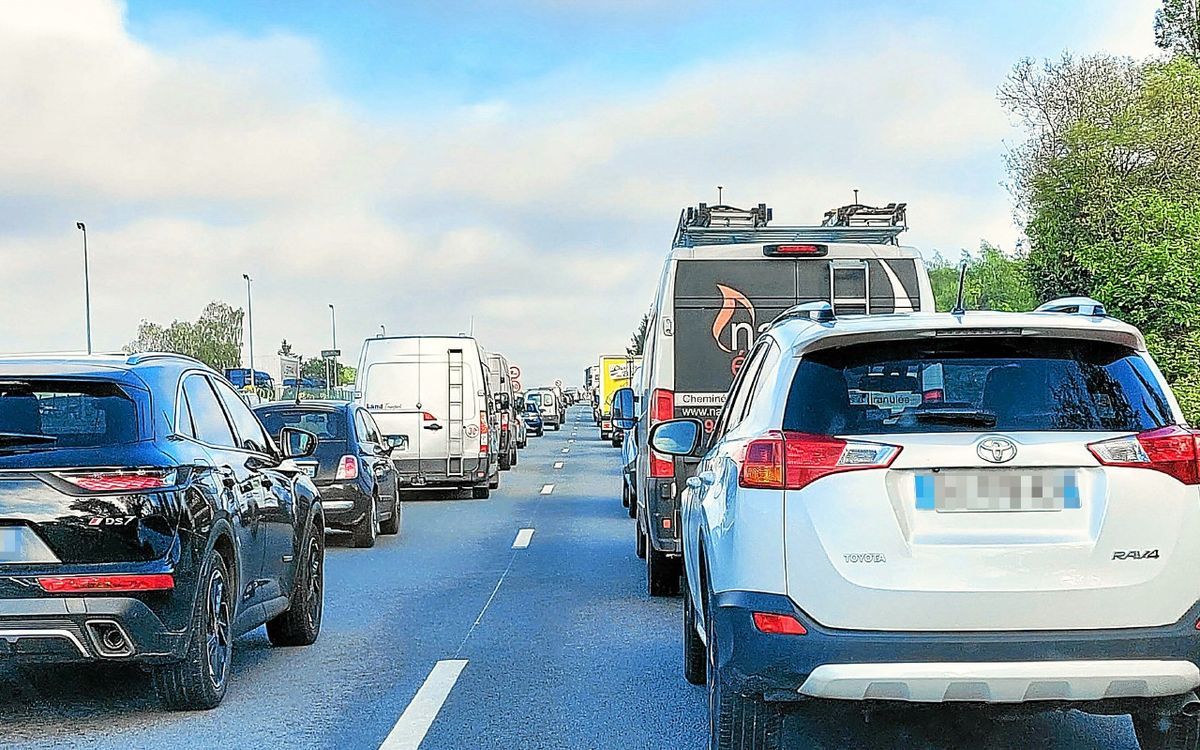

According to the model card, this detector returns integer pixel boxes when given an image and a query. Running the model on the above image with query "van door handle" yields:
[424,424,443,431]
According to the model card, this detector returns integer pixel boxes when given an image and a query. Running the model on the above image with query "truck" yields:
[597,354,640,444]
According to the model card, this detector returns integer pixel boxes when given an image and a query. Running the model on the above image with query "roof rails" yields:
[1035,297,1107,317]
[125,351,208,367]
[673,201,908,248]
[773,301,836,325]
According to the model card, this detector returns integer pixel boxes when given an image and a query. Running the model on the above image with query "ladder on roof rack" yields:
[829,259,871,315]
[672,201,907,248]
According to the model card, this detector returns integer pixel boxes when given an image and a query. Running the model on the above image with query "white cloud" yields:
[0,0,1146,385]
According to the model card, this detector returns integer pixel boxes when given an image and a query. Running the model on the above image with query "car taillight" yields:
[1088,426,1200,485]
[739,431,901,490]
[650,388,675,478]
[335,455,359,480]
[752,612,807,635]
[56,470,174,492]
[38,574,174,593]
[501,411,509,429]
[479,411,489,452]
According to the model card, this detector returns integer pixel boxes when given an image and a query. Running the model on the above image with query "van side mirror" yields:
[280,427,318,459]
[612,387,636,431]
[649,419,702,457]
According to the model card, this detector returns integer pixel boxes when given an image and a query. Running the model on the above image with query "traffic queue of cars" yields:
[0,334,536,711]
[603,202,1200,750]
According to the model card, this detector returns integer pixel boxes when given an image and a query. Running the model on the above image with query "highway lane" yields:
[0,405,1148,748]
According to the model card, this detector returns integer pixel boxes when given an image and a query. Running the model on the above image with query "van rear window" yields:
[0,380,140,448]
[783,338,1174,435]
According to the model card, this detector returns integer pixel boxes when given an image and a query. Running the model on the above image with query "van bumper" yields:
[710,591,1200,705]
[392,457,488,488]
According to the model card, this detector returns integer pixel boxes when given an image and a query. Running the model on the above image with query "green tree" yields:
[926,244,1037,312]
[627,312,649,356]
[1002,53,1200,418]
[1156,0,1200,62]
[278,339,294,356]
[126,301,244,370]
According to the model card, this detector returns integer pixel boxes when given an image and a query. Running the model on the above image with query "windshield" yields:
[784,338,1174,435]
[255,408,347,441]
[0,379,139,449]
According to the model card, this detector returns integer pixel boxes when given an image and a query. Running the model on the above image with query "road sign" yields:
[321,349,341,359]
[512,380,522,392]
[509,365,521,379]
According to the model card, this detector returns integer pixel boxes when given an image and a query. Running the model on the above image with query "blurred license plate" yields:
[298,464,317,477]
[916,470,1080,513]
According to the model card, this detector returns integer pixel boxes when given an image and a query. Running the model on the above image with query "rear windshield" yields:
[256,409,348,441]
[0,379,139,448]
[527,393,542,406]
[783,338,1174,435]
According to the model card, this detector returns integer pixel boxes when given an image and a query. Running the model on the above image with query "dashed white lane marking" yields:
[540,484,555,495]
[561,447,570,453]
[379,659,468,750]
[512,528,536,548]
[553,461,564,469]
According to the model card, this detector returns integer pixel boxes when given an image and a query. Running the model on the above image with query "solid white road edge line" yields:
[378,659,468,750]
[540,484,555,495]
[513,528,536,548]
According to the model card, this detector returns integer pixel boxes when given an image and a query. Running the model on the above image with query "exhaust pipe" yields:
[1159,691,1200,718]
[85,620,135,658]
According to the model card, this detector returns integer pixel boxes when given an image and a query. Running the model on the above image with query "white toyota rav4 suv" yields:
[649,299,1200,750]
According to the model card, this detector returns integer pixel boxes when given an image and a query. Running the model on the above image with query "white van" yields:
[630,202,936,595]
[355,336,500,498]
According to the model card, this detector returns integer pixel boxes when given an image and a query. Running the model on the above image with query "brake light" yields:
[335,455,359,480]
[422,411,437,422]
[479,411,489,452]
[57,470,173,492]
[764,244,827,257]
[922,389,944,403]
[739,431,900,490]
[38,574,174,593]
[650,388,675,478]
[752,612,807,635]
[501,411,509,429]
[1088,426,1200,485]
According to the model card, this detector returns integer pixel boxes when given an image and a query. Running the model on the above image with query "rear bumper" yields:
[314,482,371,527]
[391,457,488,488]
[0,596,188,663]
[712,591,1200,705]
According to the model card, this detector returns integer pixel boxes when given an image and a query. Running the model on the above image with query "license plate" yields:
[0,525,60,564]
[915,470,1080,512]
[298,464,317,478]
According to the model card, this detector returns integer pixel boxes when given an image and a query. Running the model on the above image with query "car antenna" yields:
[295,355,303,405]
[951,261,968,316]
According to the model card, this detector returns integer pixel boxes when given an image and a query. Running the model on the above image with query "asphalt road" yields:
[0,405,1147,749]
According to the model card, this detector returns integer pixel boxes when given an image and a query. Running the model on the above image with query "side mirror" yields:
[649,419,702,457]
[612,387,637,431]
[280,427,318,459]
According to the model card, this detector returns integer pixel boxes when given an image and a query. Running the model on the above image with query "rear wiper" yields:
[914,409,997,427]
[0,432,58,447]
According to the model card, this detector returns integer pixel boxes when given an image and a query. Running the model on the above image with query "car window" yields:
[354,409,375,444]
[256,408,347,441]
[182,375,238,448]
[362,410,384,444]
[739,341,780,424]
[0,379,140,449]
[176,386,197,439]
[712,341,770,441]
[783,337,1175,435]
[211,379,273,453]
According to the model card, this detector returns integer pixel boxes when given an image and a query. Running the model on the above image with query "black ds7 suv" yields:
[0,353,325,710]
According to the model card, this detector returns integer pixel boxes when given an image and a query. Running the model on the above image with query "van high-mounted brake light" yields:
[739,431,900,490]
[763,244,828,257]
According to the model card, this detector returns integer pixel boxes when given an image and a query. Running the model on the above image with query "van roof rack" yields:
[1035,296,1107,317]
[673,201,907,248]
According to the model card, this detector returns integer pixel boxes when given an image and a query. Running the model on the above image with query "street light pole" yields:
[76,222,92,354]
[328,303,337,389]
[243,274,255,388]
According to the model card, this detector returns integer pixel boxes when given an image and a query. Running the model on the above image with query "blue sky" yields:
[0,1,1164,385]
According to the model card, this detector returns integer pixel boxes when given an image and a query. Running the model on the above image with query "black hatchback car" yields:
[0,353,325,710]
[253,401,400,548]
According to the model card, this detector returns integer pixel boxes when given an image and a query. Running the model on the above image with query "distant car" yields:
[528,389,561,431]
[523,401,545,437]
[254,401,401,548]
[656,299,1200,750]
[0,353,325,710]
[224,367,274,389]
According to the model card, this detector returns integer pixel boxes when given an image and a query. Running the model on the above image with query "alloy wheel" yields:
[205,567,232,691]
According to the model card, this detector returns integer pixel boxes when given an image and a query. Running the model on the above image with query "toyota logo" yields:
[977,437,1017,464]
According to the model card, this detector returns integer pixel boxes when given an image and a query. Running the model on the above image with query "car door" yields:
[355,407,395,501]
[181,373,268,608]
[211,377,299,605]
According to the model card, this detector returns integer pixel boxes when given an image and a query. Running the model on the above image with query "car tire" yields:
[489,474,500,490]
[380,487,401,536]
[266,528,325,647]
[351,493,379,548]
[683,572,707,686]
[636,520,646,559]
[648,547,680,597]
[511,448,518,467]
[627,493,637,519]
[152,551,233,711]
[707,582,784,750]
[473,485,490,499]
[1132,710,1200,750]
[499,451,511,471]
[622,481,630,508]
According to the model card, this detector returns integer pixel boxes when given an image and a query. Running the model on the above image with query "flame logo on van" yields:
[712,284,756,354]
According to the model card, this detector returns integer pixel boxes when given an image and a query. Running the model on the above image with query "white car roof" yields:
[772,310,1148,355]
